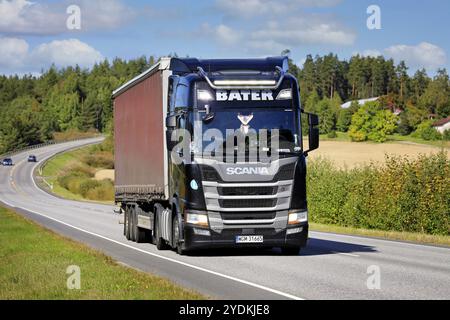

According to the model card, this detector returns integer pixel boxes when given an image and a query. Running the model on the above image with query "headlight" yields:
[288,210,308,225]
[276,88,292,100]
[197,90,214,101]
[185,212,209,227]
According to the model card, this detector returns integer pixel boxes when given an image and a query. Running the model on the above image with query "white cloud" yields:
[0,0,65,34]
[30,39,103,68]
[384,42,447,71]
[79,0,136,31]
[0,0,135,35]
[251,18,355,48]
[216,0,341,18]
[358,42,447,71]
[0,37,29,68]
[0,37,103,73]
[198,0,355,55]
[199,23,242,46]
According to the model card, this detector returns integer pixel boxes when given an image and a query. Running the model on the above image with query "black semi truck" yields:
[112,57,319,255]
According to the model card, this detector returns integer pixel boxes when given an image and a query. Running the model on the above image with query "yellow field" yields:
[310,141,449,168]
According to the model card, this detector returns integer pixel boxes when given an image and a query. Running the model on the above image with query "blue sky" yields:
[0,0,449,75]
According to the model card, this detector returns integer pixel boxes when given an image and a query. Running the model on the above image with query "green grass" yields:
[40,146,113,204]
[310,223,450,247]
[0,207,205,300]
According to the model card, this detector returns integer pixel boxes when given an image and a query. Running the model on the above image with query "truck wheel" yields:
[172,215,185,255]
[154,204,169,250]
[135,213,147,244]
[130,206,137,242]
[281,246,301,256]
[125,206,131,240]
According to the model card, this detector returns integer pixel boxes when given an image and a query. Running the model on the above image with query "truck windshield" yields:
[192,107,299,157]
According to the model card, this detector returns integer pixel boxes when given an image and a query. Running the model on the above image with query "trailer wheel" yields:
[125,206,131,240]
[172,214,185,255]
[135,211,147,243]
[154,203,169,250]
[130,206,137,242]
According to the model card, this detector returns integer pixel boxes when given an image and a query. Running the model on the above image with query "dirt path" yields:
[95,169,114,181]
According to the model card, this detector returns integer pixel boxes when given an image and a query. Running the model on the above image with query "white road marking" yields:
[10,205,305,300]
[5,148,305,300]
[332,251,360,257]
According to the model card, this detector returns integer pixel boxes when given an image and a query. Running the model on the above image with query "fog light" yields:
[288,210,308,225]
[287,227,303,235]
[193,228,211,236]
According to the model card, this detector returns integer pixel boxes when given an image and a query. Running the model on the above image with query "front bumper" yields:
[183,222,308,251]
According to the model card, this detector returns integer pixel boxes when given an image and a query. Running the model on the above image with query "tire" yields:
[135,207,148,243]
[154,203,169,250]
[125,206,131,241]
[130,206,136,242]
[172,214,185,255]
[281,246,301,256]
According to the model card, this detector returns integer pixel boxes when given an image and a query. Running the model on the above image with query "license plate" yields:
[236,235,264,244]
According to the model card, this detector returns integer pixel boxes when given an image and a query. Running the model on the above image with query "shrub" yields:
[307,152,449,235]
[444,130,450,141]
[348,101,398,143]
[336,109,352,132]
[85,180,114,201]
[327,131,337,139]
[412,121,442,141]
[83,151,114,169]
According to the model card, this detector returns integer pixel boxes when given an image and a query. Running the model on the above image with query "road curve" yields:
[1,139,449,300]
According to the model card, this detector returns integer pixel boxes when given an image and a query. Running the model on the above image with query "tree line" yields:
[1,53,449,154]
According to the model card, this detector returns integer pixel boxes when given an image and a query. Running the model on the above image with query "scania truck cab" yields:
[113,57,319,255]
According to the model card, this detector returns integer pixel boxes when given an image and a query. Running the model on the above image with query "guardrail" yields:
[0,135,102,159]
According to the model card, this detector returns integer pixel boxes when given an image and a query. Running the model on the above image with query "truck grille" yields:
[218,186,277,196]
[219,199,277,208]
[221,211,276,221]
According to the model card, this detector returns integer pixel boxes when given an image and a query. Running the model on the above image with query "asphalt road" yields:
[1,138,449,300]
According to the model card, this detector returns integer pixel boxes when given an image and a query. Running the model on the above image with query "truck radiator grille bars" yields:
[219,199,277,208]
[218,186,277,196]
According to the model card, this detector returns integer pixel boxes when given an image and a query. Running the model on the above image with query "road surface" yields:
[1,138,449,300]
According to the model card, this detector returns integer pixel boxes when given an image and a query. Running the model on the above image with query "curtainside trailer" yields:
[112,57,319,255]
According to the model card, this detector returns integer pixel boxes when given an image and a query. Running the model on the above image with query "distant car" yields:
[28,155,37,163]
[2,158,13,166]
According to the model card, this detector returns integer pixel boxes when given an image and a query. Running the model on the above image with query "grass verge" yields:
[0,206,205,300]
[40,142,114,204]
[310,223,450,247]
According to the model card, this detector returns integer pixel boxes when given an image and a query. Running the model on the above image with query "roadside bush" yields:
[307,152,449,235]
[327,131,338,139]
[85,180,114,201]
[411,121,442,141]
[348,101,398,143]
[83,151,114,169]
[442,130,450,141]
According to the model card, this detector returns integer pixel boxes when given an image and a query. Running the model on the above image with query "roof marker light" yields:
[276,89,292,100]
[213,80,277,86]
